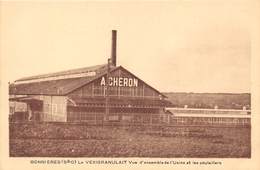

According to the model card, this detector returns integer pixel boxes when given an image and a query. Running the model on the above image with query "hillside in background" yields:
[163,92,251,110]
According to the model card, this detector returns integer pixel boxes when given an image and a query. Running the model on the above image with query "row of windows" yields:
[67,107,159,113]
[170,117,251,125]
[94,87,147,97]
[71,84,160,98]
[67,112,162,123]
[172,109,249,115]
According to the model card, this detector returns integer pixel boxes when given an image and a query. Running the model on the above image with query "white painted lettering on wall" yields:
[100,77,138,87]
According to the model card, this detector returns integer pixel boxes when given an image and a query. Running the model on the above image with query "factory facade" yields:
[9,31,173,124]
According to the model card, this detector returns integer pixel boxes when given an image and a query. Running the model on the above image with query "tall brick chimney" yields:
[111,30,117,66]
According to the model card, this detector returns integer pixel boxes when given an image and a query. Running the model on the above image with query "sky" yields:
[0,1,251,93]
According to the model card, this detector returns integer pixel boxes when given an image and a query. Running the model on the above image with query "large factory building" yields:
[9,30,173,124]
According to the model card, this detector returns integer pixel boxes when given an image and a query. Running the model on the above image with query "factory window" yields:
[9,106,15,114]
[233,118,239,124]
[109,86,118,96]
[122,115,132,121]
[143,116,151,124]
[108,115,119,121]
[177,117,184,123]
[133,115,142,123]
[52,104,57,113]
[93,87,105,96]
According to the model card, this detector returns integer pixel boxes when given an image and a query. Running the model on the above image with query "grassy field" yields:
[9,123,251,158]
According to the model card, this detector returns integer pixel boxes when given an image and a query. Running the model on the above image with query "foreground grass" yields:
[9,123,250,157]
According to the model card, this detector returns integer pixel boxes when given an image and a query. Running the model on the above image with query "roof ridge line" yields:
[15,64,108,83]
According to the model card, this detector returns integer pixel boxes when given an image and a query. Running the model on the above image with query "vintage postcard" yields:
[1,0,260,170]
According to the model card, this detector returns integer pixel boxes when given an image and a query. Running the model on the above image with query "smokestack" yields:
[111,30,117,66]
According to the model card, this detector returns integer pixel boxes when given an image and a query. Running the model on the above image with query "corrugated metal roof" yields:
[10,77,90,95]
[9,64,113,95]
[9,65,167,98]
[16,64,107,82]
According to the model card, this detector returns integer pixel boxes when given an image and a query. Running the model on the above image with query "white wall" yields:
[41,96,67,122]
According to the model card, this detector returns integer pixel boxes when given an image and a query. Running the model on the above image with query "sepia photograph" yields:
[1,1,259,169]
[4,1,251,158]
